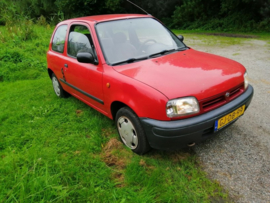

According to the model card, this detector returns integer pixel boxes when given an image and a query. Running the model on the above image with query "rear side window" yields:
[67,25,95,58]
[52,25,67,53]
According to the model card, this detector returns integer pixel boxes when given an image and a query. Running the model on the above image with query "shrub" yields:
[0,51,23,63]
[171,0,270,32]
[37,15,47,26]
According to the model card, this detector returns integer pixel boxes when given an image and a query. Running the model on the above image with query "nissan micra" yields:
[47,14,254,154]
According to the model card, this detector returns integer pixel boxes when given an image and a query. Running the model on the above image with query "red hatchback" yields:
[47,14,253,154]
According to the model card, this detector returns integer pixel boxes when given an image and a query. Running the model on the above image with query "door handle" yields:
[64,64,68,68]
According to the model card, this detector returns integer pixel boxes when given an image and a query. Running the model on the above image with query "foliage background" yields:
[0,0,270,32]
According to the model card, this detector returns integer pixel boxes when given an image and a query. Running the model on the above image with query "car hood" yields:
[113,49,246,100]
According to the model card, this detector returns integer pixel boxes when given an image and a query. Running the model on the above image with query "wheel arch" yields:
[48,68,53,79]
[110,101,136,121]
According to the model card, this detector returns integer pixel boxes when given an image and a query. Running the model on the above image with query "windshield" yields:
[96,18,186,65]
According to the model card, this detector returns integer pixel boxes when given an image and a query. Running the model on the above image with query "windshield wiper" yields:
[111,47,188,65]
[111,56,149,66]
[149,49,176,58]
[176,47,189,51]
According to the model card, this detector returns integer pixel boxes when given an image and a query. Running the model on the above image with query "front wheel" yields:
[115,107,151,155]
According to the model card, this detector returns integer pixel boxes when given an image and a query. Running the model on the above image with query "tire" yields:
[51,73,68,98]
[115,107,151,155]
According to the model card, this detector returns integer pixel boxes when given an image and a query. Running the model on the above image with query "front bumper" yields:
[140,85,254,150]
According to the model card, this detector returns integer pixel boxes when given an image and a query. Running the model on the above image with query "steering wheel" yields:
[140,39,157,52]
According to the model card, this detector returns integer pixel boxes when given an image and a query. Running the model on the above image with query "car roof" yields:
[62,14,151,24]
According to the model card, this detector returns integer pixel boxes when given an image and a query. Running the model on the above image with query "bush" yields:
[37,15,47,26]
[171,0,270,32]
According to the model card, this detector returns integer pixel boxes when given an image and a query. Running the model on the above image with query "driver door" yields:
[62,23,105,111]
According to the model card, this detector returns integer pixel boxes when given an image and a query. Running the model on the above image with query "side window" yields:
[52,25,67,53]
[68,25,94,58]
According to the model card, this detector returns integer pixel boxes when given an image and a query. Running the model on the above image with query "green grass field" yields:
[0,25,230,202]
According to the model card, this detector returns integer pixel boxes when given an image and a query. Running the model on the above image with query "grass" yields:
[172,29,270,40]
[0,24,234,202]
[0,78,228,202]
[0,24,52,82]
[173,29,270,50]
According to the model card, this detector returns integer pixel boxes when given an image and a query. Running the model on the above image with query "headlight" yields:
[166,97,200,118]
[244,72,248,89]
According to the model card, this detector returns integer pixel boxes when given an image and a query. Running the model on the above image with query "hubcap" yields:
[117,116,138,149]
[52,77,60,96]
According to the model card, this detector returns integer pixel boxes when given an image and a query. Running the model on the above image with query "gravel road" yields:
[186,36,270,203]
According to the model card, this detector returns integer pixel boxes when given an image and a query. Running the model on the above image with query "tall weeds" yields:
[0,15,53,82]
[0,0,38,43]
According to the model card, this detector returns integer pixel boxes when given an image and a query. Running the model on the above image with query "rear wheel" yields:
[51,73,68,98]
[115,107,151,155]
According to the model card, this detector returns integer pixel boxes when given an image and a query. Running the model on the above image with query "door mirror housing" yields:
[177,35,184,42]
[77,52,95,64]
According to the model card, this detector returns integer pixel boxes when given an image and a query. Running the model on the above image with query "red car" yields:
[47,14,253,154]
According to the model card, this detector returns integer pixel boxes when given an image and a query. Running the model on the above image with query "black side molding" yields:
[60,79,104,105]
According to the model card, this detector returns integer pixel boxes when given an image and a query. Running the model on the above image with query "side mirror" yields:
[177,35,184,42]
[77,52,95,64]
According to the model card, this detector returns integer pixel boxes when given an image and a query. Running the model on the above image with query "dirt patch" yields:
[102,138,126,169]
[201,33,258,38]
[112,172,125,188]
[139,159,147,167]
[139,159,155,170]
[103,138,122,152]
[101,138,132,187]
[75,109,83,116]
[169,152,191,163]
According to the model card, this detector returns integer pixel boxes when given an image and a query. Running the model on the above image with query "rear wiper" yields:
[111,56,149,66]
[149,49,176,58]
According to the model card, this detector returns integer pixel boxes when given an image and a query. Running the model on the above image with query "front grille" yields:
[202,95,226,110]
[229,86,241,99]
[200,83,245,113]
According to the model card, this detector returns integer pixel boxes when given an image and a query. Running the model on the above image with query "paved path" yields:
[187,36,270,203]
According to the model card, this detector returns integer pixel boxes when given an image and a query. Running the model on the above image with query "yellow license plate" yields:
[214,105,245,131]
